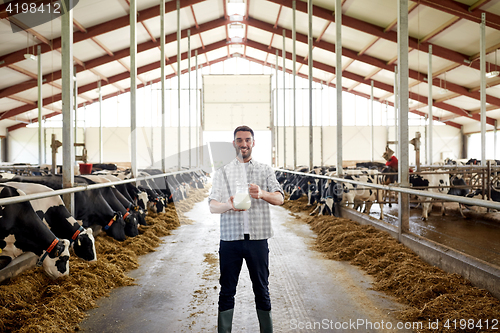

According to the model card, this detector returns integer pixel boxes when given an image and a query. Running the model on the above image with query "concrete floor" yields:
[80,201,412,333]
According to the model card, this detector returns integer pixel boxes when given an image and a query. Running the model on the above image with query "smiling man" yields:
[208,125,284,333]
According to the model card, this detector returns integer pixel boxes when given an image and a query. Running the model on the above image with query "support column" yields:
[397,0,410,239]
[188,29,192,169]
[74,66,78,158]
[177,0,181,170]
[98,80,103,163]
[308,0,313,170]
[335,0,342,176]
[61,0,74,214]
[428,45,433,165]
[370,80,374,162]
[196,49,200,167]
[292,0,297,169]
[394,66,398,150]
[130,0,138,177]
[480,13,486,166]
[275,49,279,167]
[282,29,286,168]
[494,120,498,160]
[37,45,43,165]
[161,0,166,172]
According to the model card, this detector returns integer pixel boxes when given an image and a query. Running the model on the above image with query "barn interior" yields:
[0,0,500,332]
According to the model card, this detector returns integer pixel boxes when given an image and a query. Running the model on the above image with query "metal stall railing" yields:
[0,169,201,207]
[274,167,500,300]
[274,168,500,214]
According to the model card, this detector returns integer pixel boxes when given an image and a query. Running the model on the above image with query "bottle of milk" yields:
[233,180,251,210]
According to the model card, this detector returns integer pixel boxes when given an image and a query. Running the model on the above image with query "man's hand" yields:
[229,196,246,211]
[249,183,262,199]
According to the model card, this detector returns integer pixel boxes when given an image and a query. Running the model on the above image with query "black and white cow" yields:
[342,169,385,219]
[14,175,128,241]
[0,185,71,279]
[79,175,139,237]
[96,174,147,226]
[409,171,450,220]
[4,182,97,261]
[309,173,343,216]
[110,170,150,211]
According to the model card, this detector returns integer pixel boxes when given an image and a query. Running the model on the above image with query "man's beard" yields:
[236,147,251,159]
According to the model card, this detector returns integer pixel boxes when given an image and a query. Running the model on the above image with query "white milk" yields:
[233,193,251,210]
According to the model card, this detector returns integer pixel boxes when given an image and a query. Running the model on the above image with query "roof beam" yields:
[10,56,228,131]
[265,0,494,71]
[469,0,494,12]
[244,16,500,108]
[244,38,496,126]
[0,17,225,100]
[0,40,227,121]
[0,0,206,69]
[8,95,36,106]
[412,0,500,31]
[244,53,462,129]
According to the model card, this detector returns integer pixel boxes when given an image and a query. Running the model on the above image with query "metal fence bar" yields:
[274,168,500,210]
[0,169,201,207]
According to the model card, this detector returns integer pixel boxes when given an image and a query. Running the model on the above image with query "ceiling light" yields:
[439,88,448,94]
[486,70,499,78]
[24,54,37,61]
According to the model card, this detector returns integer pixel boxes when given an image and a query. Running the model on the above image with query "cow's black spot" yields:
[56,255,69,274]
[0,256,12,269]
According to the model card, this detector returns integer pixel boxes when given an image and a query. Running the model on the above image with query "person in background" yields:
[208,125,284,333]
[383,146,398,172]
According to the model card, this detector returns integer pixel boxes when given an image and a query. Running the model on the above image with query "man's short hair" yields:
[234,125,254,139]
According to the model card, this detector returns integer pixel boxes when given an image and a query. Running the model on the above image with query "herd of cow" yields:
[0,169,207,280]
[275,162,499,221]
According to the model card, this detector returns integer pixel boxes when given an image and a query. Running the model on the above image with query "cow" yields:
[409,171,450,220]
[4,182,97,261]
[0,185,71,279]
[342,170,385,219]
[79,175,139,237]
[12,175,128,241]
[309,173,343,216]
[110,170,150,210]
[96,174,147,226]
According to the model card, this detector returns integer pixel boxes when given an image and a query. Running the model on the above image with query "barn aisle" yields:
[80,200,410,333]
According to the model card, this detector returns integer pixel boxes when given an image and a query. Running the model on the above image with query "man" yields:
[208,125,284,333]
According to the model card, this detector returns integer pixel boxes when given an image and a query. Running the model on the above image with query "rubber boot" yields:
[217,308,234,333]
[256,309,273,333]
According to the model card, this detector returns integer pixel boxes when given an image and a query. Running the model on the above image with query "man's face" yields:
[233,131,255,162]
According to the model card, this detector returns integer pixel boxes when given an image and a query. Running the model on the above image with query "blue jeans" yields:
[218,235,271,312]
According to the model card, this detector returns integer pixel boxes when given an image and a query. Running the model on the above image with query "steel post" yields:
[428,45,433,165]
[161,0,166,172]
[130,0,138,177]
[480,13,486,166]
[397,0,410,238]
[61,0,75,214]
[37,45,43,165]
[335,0,343,176]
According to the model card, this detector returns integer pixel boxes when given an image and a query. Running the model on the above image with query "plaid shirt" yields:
[208,158,283,241]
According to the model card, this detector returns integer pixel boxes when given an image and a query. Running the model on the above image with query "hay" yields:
[284,195,500,332]
[0,188,208,333]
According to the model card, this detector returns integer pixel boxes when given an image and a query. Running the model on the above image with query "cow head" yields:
[72,227,97,261]
[39,238,70,279]
[136,191,148,210]
[123,211,139,237]
[103,212,127,241]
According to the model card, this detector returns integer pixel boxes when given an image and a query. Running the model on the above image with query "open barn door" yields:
[202,74,273,166]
